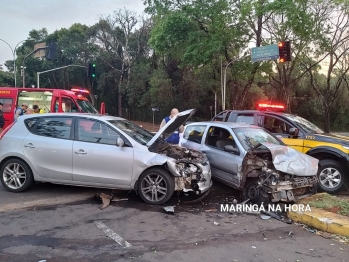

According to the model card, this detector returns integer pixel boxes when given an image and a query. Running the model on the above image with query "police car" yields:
[212,103,349,194]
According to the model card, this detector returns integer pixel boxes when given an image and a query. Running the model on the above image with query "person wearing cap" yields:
[0,102,4,132]
[14,103,28,121]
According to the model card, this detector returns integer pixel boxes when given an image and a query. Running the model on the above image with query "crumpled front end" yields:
[166,149,212,195]
[242,143,318,202]
[149,142,212,196]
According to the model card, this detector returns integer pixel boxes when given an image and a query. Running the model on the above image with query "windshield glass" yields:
[76,99,98,114]
[283,114,324,134]
[108,120,154,145]
[233,127,283,151]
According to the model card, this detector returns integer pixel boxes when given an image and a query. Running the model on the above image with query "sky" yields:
[0,0,146,69]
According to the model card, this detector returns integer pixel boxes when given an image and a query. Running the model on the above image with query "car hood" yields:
[260,142,319,177]
[146,109,196,147]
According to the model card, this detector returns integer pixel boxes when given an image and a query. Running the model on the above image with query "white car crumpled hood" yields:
[261,142,319,177]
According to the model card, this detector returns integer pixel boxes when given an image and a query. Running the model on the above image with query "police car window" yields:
[213,111,227,121]
[77,119,119,145]
[236,114,254,125]
[35,117,72,140]
[283,114,324,134]
[183,125,206,144]
[0,98,13,113]
[264,116,290,134]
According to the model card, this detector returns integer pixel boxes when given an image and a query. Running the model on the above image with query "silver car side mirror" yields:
[116,137,124,147]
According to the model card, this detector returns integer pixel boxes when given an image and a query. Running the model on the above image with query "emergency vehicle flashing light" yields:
[71,88,89,94]
[258,103,285,109]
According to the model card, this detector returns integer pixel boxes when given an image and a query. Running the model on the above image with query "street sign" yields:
[34,42,46,58]
[251,44,279,62]
[152,107,159,112]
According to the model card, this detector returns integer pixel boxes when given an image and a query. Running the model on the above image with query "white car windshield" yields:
[108,120,154,145]
[233,127,283,150]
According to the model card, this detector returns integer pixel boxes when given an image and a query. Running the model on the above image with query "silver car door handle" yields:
[24,143,35,148]
[75,149,87,155]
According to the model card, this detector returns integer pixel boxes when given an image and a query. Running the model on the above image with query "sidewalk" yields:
[288,193,349,237]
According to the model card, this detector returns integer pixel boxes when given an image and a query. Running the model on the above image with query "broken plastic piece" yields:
[111,198,128,202]
[163,206,175,214]
[213,221,220,226]
[94,193,113,210]
[260,215,271,220]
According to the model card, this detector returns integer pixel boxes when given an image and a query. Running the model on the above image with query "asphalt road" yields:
[0,182,348,262]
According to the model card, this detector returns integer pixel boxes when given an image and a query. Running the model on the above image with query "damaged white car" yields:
[0,109,212,205]
[180,122,318,204]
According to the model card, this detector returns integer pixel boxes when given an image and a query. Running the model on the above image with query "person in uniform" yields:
[159,108,184,145]
[0,102,4,133]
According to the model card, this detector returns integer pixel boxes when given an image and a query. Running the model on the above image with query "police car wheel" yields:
[138,168,175,205]
[318,159,346,193]
[0,159,34,192]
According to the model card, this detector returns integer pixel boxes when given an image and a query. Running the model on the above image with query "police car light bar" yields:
[71,88,89,94]
[258,103,285,109]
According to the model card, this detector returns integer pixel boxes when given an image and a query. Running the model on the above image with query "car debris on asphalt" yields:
[163,206,175,214]
[94,193,128,210]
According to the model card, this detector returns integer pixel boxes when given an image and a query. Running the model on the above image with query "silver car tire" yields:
[318,159,346,194]
[0,159,34,193]
[243,178,269,206]
[137,168,175,205]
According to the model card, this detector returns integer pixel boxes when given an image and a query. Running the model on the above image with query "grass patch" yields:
[301,193,349,217]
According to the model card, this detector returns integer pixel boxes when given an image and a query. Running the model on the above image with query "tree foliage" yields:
[1,1,349,131]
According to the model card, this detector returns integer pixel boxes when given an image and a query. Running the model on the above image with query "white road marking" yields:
[95,221,132,248]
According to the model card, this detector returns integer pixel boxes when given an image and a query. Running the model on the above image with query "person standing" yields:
[0,102,4,133]
[33,105,40,114]
[14,103,28,121]
[159,108,184,145]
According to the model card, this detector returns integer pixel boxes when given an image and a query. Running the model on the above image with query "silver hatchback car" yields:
[181,122,319,204]
[0,109,212,205]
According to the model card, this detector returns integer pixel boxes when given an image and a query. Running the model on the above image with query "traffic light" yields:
[278,41,291,62]
[88,63,96,78]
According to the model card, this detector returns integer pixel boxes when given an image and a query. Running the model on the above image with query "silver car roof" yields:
[186,121,260,129]
[17,113,125,122]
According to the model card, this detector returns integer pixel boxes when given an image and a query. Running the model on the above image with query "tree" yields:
[92,8,139,117]
[305,0,349,132]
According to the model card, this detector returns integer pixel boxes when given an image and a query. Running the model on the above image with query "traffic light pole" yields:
[36,65,87,88]
[22,46,48,87]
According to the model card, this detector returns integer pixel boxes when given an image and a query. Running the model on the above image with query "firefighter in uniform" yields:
[0,102,4,133]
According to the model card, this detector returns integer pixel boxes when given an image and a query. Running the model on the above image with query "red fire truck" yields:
[0,87,105,129]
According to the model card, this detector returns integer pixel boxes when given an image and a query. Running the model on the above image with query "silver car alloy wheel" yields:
[3,163,27,190]
[319,167,341,189]
[140,173,168,203]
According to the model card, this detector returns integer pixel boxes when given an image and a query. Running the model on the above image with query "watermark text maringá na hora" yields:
[220,203,311,213]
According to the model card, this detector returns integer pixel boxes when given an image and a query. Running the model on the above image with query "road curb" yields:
[288,207,349,237]
[0,193,93,213]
